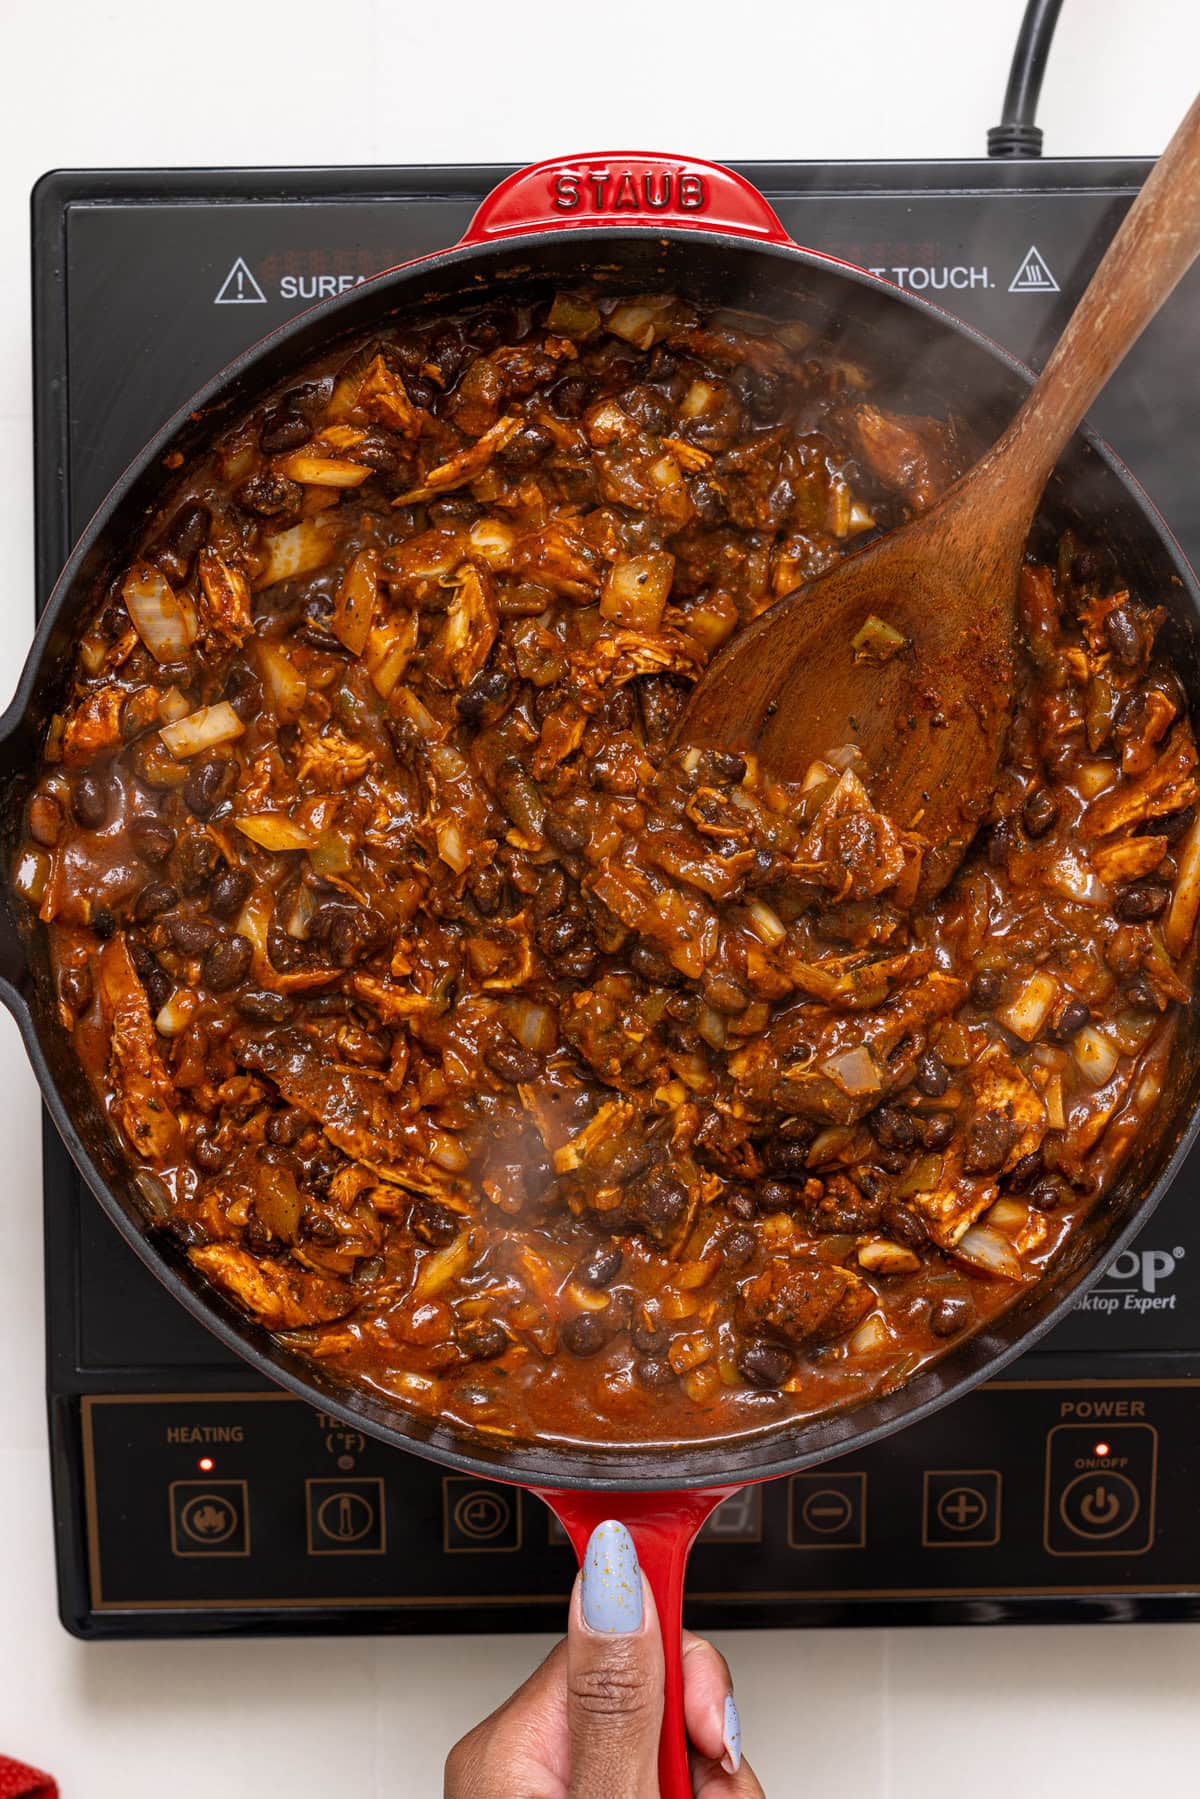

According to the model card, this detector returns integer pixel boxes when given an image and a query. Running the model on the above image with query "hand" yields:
[445,1519,764,1798]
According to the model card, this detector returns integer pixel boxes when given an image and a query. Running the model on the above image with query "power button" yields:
[1044,1423,1156,1557]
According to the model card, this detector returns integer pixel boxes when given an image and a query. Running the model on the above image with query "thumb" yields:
[567,1520,664,1799]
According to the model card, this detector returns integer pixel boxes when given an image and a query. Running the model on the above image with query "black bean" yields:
[883,1203,928,1249]
[635,1356,675,1390]
[548,373,592,418]
[224,663,263,724]
[969,968,1004,1008]
[234,472,304,518]
[1156,805,1195,843]
[562,1313,607,1357]
[1006,1149,1045,1192]
[871,1104,918,1151]
[499,423,552,468]
[1125,975,1160,1012]
[328,913,366,967]
[182,757,230,818]
[266,1109,307,1146]
[577,1244,623,1288]
[874,1144,910,1173]
[144,968,173,1013]
[1051,1000,1091,1041]
[484,1036,540,1083]
[962,1109,1014,1176]
[72,771,111,830]
[177,832,220,895]
[1022,787,1060,838]
[720,1226,757,1270]
[756,1180,800,1214]
[763,1136,812,1178]
[1115,880,1171,922]
[637,1169,689,1240]
[209,865,251,919]
[703,972,750,1014]
[725,1185,758,1222]
[129,814,177,864]
[236,989,293,1023]
[914,1049,949,1097]
[59,963,93,1013]
[168,914,217,955]
[545,813,586,853]
[458,1319,508,1361]
[737,1341,792,1388]
[538,913,586,958]
[134,881,179,922]
[630,942,684,986]
[929,1294,975,1338]
[92,906,116,939]
[156,501,211,584]
[193,1134,227,1174]
[403,372,438,410]
[456,665,509,721]
[260,408,312,454]
[411,1199,461,1247]
[468,862,503,916]
[1029,1175,1069,1212]
[709,750,747,783]
[203,934,252,992]
[1104,604,1144,669]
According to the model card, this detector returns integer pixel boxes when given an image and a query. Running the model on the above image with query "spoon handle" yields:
[984,89,1200,510]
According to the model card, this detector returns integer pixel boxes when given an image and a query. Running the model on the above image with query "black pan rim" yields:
[9,221,1200,1491]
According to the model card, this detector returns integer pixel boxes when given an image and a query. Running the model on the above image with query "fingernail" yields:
[721,1694,742,1774]
[580,1520,643,1633]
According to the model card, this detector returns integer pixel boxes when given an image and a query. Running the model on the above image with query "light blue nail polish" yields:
[580,1519,643,1633]
[722,1694,742,1773]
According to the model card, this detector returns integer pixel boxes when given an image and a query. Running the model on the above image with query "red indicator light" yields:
[198,1456,215,1472]
[1094,1442,1111,1458]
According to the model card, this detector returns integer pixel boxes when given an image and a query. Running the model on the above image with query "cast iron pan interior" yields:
[4,230,1199,1488]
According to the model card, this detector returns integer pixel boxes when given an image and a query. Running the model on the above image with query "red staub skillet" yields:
[4,155,1200,1795]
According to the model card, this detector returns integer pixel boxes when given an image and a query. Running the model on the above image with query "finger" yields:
[691,1749,767,1799]
[444,1639,569,1799]
[680,1630,737,1766]
[566,1520,664,1799]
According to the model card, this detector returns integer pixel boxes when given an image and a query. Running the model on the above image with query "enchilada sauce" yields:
[16,294,1199,1445]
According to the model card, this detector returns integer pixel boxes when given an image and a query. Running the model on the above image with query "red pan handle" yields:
[460,151,793,247]
[533,1483,745,1799]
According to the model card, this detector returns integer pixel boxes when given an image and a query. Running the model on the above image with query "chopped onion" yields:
[955,1225,1021,1280]
[606,299,673,349]
[155,988,197,1037]
[546,293,600,340]
[1047,847,1107,904]
[858,1238,922,1276]
[157,686,192,724]
[600,552,675,632]
[428,1131,469,1173]
[285,885,316,941]
[848,1312,890,1355]
[366,614,419,698]
[851,613,908,662]
[1165,812,1200,957]
[275,450,371,488]
[687,593,738,652]
[1043,1071,1066,1131]
[392,685,440,738]
[1077,758,1117,799]
[159,701,244,759]
[255,518,340,591]
[468,518,516,568]
[413,1232,472,1300]
[256,641,309,715]
[235,813,314,852]
[331,548,379,656]
[697,1004,727,1050]
[122,562,198,661]
[823,1045,881,1096]
[13,847,49,905]
[648,453,683,491]
[1073,1023,1120,1087]
[895,1152,944,1198]
[437,819,470,873]
[985,1198,1030,1236]
[746,898,786,947]
[997,970,1058,1042]
[504,1000,557,1055]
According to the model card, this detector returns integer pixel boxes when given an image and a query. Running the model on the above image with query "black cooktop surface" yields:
[34,157,1200,1637]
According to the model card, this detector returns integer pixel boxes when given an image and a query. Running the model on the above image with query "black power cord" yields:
[988,0,1065,157]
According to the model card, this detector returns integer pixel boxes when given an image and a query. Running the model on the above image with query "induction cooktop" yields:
[33,157,1200,1637]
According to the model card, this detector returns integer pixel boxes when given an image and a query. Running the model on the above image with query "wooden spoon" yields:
[677,92,1200,898]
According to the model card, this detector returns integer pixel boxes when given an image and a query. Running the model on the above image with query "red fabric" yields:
[0,1759,56,1799]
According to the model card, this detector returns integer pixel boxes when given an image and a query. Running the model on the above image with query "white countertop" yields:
[2,1,1199,1791]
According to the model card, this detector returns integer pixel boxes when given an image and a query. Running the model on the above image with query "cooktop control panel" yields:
[79,1380,1196,1631]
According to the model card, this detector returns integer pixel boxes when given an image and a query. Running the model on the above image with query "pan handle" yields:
[459,152,793,248]
[533,1483,744,1799]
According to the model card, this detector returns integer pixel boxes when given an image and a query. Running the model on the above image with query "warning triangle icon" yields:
[214,256,267,305]
[1008,245,1059,294]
